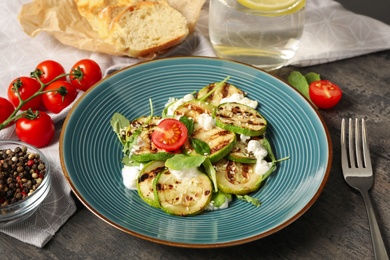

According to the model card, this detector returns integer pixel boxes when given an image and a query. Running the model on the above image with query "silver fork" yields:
[341,118,389,260]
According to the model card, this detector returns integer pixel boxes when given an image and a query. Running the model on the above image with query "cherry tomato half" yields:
[309,80,342,109]
[69,59,102,91]
[33,60,66,84]
[15,111,55,148]
[151,119,188,151]
[42,81,78,114]
[7,77,42,111]
[0,97,15,128]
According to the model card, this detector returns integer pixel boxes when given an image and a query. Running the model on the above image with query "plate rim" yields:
[59,56,333,248]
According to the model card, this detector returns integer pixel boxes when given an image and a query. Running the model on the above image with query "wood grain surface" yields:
[1,50,389,260]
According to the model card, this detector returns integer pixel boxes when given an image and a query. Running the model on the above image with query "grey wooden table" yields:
[1,50,389,260]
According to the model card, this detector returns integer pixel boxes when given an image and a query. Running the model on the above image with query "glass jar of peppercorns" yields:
[0,140,51,227]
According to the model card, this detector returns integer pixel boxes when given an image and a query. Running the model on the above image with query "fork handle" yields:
[360,189,389,260]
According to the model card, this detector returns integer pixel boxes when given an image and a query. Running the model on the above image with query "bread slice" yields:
[74,0,136,32]
[106,1,189,57]
[74,0,191,58]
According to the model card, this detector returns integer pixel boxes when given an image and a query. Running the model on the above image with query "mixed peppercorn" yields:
[0,146,47,207]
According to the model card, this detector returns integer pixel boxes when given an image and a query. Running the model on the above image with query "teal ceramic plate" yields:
[60,57,332,248]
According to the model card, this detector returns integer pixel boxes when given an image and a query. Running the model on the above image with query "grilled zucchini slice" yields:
[173,100,215,122]
[154,168,213,216]
[173,99,236,162]
[183,123,236,163]
[137,161,166,208]
[214,102,267,136]
[196,82,244,106]
[124,116,160,143]
[130,117,175,162]
[214,159,263,195]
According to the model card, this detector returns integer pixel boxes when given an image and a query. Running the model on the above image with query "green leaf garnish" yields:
[165,154,206,170]
[190,137,211,155]
[262,138,275,162]
[202,157,218,192]
[197,76,230,102]
[305,72,321,84]
[122,157,141,167]
[210,191,232,208]
[179,116,194,135]
[261,138,290,181]
[148,98,154,120]
[287,71,317,108]
[236,195,261,207]
[110,112,130,144]
[287,71,310,100]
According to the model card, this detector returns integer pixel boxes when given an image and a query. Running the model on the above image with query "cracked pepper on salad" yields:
[110,77,288,216]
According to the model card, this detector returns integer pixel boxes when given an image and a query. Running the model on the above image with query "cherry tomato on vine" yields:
[0,97,15,128]
[42,81,78,114]
[69,59,102,91]
[151,119,188,151]
[32,60,66,84]
[309,80,342,109]
[7,77,42,111]
[15,111,55,148]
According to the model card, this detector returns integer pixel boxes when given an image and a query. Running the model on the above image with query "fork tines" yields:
[341,118,371,171]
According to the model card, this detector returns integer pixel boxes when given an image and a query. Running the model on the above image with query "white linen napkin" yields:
[1,0,390,248]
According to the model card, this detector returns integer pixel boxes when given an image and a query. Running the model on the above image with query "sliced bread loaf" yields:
[106,1,189,58]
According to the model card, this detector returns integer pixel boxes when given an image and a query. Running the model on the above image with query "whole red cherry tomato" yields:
[69,59,102,91]
[42,81,78,114]
[309,80,342,109]
[32,60,66,84]
[7,77,42,111]
[151,119,188,151]
[15,111,55,148]
[0,97,15,128]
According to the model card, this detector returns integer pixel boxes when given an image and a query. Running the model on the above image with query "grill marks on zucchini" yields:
[174,99,236,162]
[173,100,214,122]
[190,124,236,162]
[214,159,263,195]
[214,102,267,136]
[137,161,166,208]
[154,169,213,216]
[196,82,244,106]
[125,116,160,143]
[130,117,175,162]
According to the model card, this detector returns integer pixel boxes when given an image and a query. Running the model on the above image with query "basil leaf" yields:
[287,71,310,98]
[122,157,141,167]
[165,154,206,170]
[261,137,290,181]
[259,138,277,180]
[190,138,211,155]
[202,158,218,192]
[110,112,130,144]
[210,191,232,208]
[262,138,275,162]
[305,72,321,84]
[287,71,317,108]
[261,164,277,181]
[179,116,194,135]
[236,195,261,207]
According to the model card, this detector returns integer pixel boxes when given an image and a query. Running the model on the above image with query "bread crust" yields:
[74,0,191,58]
